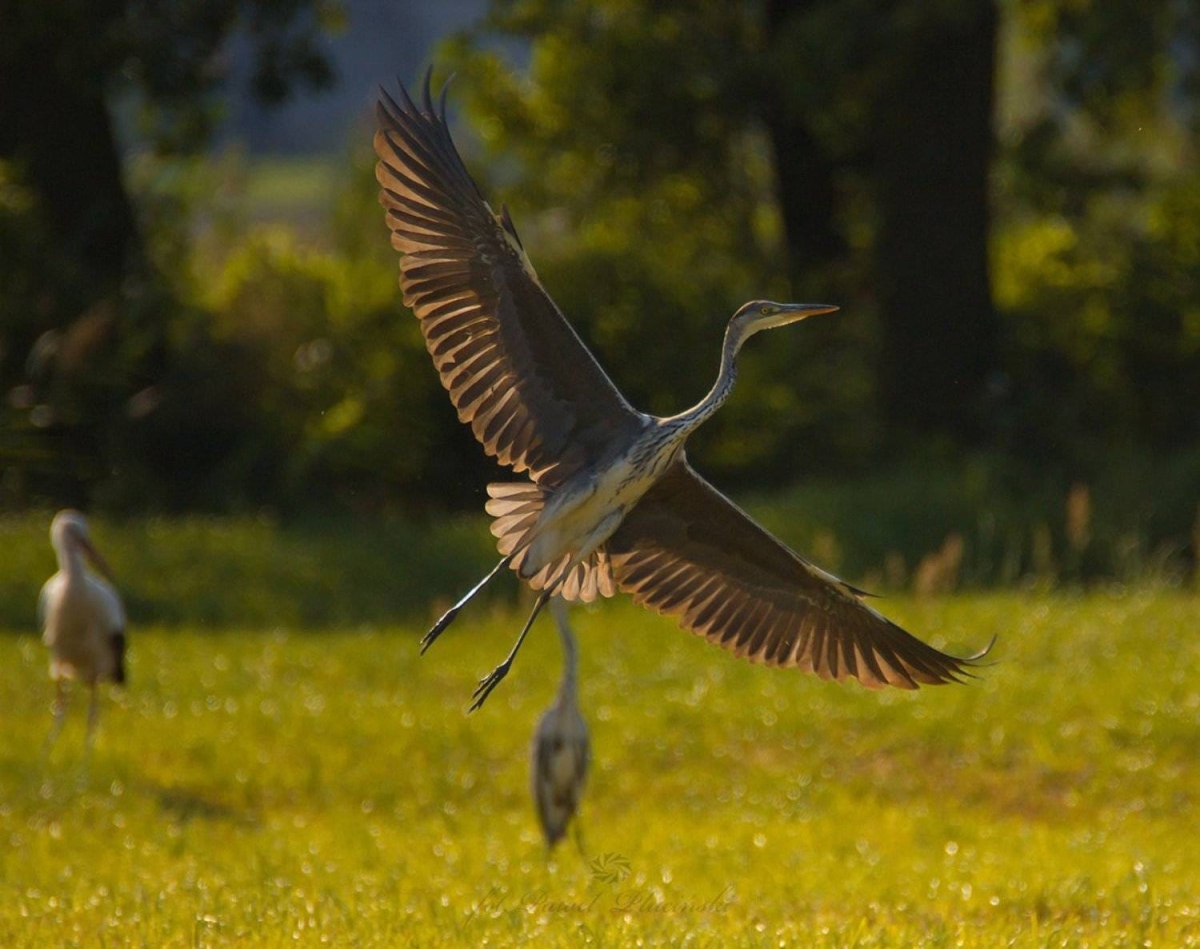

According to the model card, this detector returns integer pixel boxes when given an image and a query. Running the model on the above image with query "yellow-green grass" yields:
[1,591,1196,946]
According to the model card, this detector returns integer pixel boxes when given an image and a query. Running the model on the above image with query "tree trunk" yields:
[761,0,845,288]
[871,0,998,443]
[0,14,141,290]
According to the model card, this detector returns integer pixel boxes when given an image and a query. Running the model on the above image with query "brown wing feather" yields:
[374,76,643,485]
[606,458,987,689]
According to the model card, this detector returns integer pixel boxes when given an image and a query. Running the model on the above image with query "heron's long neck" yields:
[668,319,748,436]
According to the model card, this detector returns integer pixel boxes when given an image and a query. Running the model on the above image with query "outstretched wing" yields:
[606,458,988,689]
[375,74,644,486]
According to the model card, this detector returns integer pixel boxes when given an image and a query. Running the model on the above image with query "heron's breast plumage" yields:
[525,429,684,572]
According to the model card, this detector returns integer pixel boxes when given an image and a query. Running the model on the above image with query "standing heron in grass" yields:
[532,597,589,850]
[39,510,127,752]
[375,72,988,711]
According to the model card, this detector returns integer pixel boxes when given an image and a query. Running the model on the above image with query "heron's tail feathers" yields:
[486,481,547,556]
[549,548,616,603]
[485,483,616,603]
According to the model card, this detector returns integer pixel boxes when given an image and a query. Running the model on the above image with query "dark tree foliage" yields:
[994,0,1200,466]
[0,0,336,506]
[0,0,335,282]
[2,0,1196,520]
[445,0,1001,472]
[448,0,1197,478]
[869,1,998,444]
[761,0,846,278]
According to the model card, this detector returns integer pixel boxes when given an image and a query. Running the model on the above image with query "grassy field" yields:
[0,518,1197,946]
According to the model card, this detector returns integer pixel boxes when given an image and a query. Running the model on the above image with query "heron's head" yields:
[730,300,839,340]
[50,510,114,581]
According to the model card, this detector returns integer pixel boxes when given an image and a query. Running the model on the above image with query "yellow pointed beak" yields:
[769,302,839,328]
[782,303,839,318]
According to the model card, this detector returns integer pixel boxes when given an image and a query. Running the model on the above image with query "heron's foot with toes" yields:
[420,609,457,654]
[469,661,512,712]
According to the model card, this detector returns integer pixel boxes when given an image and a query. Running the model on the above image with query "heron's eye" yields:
[760,305,772,315]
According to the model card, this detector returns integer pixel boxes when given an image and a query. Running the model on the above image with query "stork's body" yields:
[39,511,126,751]
[531,598,590,849]
[375,74,988,710]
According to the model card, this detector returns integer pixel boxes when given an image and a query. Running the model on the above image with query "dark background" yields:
[2,0,1197,582]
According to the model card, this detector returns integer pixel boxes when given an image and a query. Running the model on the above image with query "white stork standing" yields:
[39,510,127,753]
[531,597,590,850]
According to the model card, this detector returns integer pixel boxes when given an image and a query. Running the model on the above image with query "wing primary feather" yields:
[422,65,435,113]
[396,76,419,114]
[856,638,889,686]
[377,153,454,210]
[607,458,988,690]
[742,606,778,660]
[378,98,457,180]
[380,91,476,201]
[439,73,456,121]
[839,634,858,681]
[500,204,524,248]
[740,600,774,652]
[377,124,450,186]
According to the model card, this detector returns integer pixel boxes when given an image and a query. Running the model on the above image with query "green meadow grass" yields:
[0,515,1196,945]
[0,513,497,630]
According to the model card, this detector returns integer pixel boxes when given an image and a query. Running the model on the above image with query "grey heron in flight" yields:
[531,597,589,850]
[39,510,127,753]
[374,72,987,710]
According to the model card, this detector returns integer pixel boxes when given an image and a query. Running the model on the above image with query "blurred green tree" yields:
[3,0,1196,535]
[0,0,338,505]
[442,0,1001,480]
[993,0,1200,465]
[763,0,1000,443]
[0,0,336,286]
[444,0,1197,477]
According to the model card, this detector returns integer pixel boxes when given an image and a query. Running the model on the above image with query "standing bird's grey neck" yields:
[555,616,579,707]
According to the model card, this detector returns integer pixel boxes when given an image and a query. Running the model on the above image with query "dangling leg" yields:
[469,589,552,712]
[421,554,514,654]
[71,682,101,788]
[84,682,101,755]
[40,679,68,761]
[572,817,588,859]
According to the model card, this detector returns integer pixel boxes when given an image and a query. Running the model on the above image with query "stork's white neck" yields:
[57,539,86,579]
